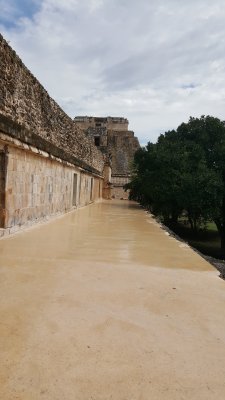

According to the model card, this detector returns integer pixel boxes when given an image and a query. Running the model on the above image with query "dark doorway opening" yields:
[72,173,78,206]
[90,178,94,201]
[0,151,6,228]
[94,136,100,146]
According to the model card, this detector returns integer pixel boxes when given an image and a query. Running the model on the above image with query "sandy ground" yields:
[0,200,225,400]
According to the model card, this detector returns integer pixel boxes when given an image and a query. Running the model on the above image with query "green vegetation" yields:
[167,219,221,259]
[126,115,225,259]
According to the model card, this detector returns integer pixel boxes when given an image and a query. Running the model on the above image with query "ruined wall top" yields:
[107,130,140,175]
[0,34,104,174]
[74,116,129,132]
[75,115,140,176]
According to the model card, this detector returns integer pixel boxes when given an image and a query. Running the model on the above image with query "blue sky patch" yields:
[0,0,40,29]
[181,83,199,90]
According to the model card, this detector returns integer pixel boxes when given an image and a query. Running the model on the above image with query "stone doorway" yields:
[90,178,94,201]
[0,151,6,228]
[72,173,78,206]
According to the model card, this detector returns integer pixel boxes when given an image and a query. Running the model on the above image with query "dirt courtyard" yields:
[0,200,225,399]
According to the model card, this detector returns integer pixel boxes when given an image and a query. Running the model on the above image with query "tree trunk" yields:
[188,216,194,231]
[193,217,199,234]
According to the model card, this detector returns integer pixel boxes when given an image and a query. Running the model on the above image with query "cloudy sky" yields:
[1,0,225,144]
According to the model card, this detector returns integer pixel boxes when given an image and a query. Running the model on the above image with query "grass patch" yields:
[167,219,221,259]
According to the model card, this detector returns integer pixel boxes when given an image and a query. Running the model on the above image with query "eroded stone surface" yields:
[0,138,103,231]
[74,116,140,198]
[0,200,225,400]
[0,35,104,173]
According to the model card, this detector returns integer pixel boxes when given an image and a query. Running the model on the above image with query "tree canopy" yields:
[126,115,225,257]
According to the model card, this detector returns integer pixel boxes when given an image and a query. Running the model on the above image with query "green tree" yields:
[127,115,225,258]
[177,116,225,255]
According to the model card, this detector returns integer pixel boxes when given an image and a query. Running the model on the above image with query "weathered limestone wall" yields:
[79,173,102,206]
[107,118,129,131]
[0,138,102,233]
[74,117,103,131]
[108,131,139,199]
[74,118,140,176]
[111,176,130,186]
[111,176,130,199]
[74,116,140,200]
[0,150,5,226]
[74,116,129,132]
[108,130,140,176]
[85,127,108,149]
[0,34,104,173]
[111,186,129,200]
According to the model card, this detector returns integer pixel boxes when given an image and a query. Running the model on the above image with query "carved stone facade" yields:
[0,33,140,236]
[74,116,129,132]
[74,116,140,199]
[0,34,104,174]
[0,133,103,235]
[0,34,104,236]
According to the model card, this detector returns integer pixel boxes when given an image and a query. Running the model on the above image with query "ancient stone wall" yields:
[86,127,108,150]
[74,116,129,132]
[0,150,6,226]
[0,34,104,173]
[111,176,130,199]
[106,117,129,131]
[75,117,140,176]
[74,115,140,200]
[108,130,140,176]
[111,176,130,186]
[0,137,102,233]
[79,173,102,206]
[111,186,129,200]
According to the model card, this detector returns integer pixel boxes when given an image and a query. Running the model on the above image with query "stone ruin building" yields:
[74,116,140,199]
[0,33,139,237]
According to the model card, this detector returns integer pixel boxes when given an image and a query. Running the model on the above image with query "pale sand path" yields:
[0,200,225,399]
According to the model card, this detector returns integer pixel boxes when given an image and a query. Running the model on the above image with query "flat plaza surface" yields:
[0,200,225,399]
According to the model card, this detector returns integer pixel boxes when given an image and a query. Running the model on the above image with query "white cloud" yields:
[1,0,225,144]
